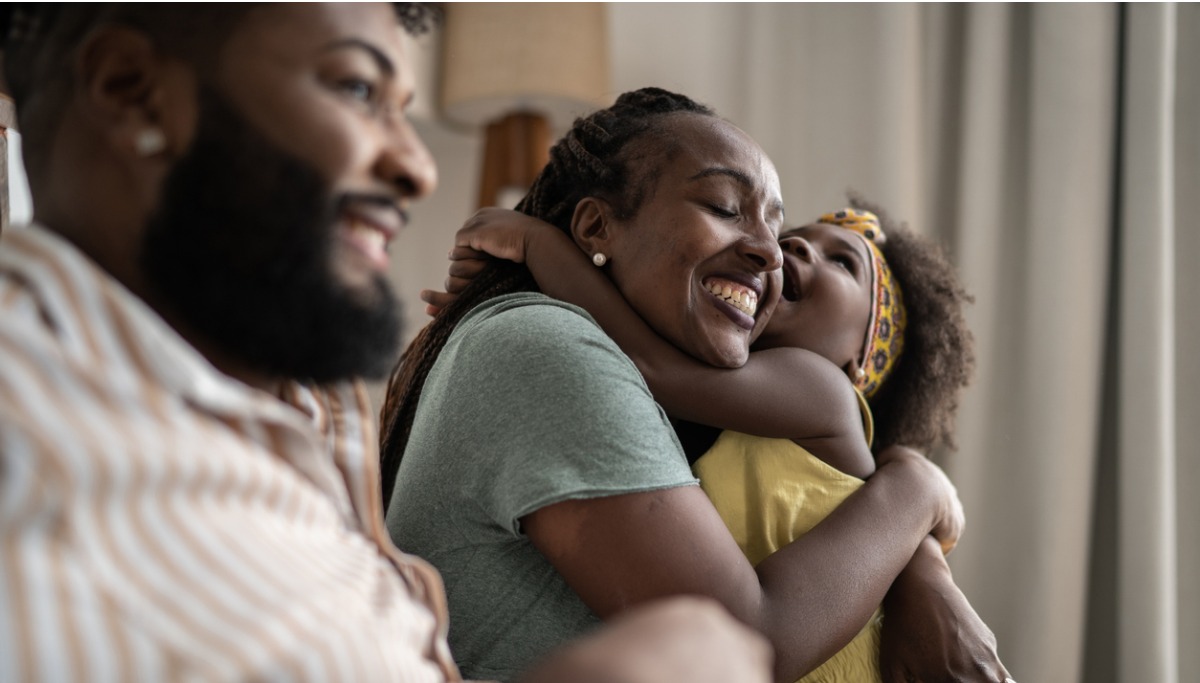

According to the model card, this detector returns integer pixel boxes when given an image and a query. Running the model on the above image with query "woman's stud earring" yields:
[592,252,608,267]
[134,127,167,157]
[853,368,866,382]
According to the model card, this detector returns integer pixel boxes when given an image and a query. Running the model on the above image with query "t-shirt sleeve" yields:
[418,299,697,535]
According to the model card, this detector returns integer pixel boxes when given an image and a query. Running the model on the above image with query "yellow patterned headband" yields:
[815,208,906,399]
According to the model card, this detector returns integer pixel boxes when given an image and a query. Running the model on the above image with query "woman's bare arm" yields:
[523,445,962,683]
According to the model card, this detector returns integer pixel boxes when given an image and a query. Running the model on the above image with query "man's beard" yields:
[140,87,403,384]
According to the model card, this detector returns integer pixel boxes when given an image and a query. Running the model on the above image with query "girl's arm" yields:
[879,536,1012,681]
[451,209,865,447]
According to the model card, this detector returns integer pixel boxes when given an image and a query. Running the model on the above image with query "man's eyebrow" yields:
[321,39,396,76]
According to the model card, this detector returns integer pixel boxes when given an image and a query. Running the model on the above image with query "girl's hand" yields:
[456,207,555,263]
[420,245,489,316]
[420,208,561,316]
[875,445,964,554]
[880,537,1012,683]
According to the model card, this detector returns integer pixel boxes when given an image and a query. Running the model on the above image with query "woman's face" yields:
[752,223,873,371]
[600,113,785,369]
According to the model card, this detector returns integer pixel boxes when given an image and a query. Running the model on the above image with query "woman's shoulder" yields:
[457,292,616,350]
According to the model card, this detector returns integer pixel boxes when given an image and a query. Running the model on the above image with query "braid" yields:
[379,87,716,505]
[849,195,976,456]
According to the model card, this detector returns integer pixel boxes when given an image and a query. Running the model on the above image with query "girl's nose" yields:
[780,235,814,263]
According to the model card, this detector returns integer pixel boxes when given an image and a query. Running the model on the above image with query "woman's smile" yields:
[702,275,762,329]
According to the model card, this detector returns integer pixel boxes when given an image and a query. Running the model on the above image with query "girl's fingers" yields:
[420,288,458,313]
[447,258,488,280]
[448,245,488,261]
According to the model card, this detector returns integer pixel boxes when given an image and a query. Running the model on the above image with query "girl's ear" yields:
[569,197,616,258]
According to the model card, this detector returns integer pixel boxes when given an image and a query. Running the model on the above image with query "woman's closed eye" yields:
[707,204,739,219]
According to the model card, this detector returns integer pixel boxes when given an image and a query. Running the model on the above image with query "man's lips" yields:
[336,198,407,270]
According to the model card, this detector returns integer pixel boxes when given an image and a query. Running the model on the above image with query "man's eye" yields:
[708,205,738,219]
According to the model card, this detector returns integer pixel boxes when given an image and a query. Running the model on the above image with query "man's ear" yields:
[76,25,187,160]
[569,197,617,259]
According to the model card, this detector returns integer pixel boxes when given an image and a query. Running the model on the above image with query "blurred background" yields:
[2,4,1195,682]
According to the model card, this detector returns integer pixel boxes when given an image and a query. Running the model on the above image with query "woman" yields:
[431,202,1002,683]
[381,89,985,683]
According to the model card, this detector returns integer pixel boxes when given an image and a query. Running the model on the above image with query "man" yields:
[0,5,771,681]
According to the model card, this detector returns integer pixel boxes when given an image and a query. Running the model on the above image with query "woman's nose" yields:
[740,230,783,272]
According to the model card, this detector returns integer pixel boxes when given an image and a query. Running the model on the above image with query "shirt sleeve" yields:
[412,296,697,536]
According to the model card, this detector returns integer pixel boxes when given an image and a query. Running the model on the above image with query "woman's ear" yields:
[569,197,616,258]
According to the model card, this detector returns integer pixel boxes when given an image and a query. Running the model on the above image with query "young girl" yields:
[424,200,987,682]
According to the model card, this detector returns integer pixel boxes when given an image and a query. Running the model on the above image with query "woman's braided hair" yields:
[850,195,976,454]
[379,88,716,504]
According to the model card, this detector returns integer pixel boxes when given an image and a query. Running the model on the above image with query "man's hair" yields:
[0,3,439,182]
[850,195,976,454]
[379,87,716,504]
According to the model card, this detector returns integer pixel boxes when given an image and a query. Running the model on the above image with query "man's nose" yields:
[374,120,438,201]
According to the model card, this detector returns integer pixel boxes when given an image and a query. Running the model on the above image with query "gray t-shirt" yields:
[387,292,697,682]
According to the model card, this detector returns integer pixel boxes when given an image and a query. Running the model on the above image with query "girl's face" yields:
[752,223,873,371]
[600,113,785,369]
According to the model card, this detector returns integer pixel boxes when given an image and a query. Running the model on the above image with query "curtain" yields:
[607,4,1196,681]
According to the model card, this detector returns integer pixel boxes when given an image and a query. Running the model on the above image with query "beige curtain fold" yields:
[1173,7,1200,679]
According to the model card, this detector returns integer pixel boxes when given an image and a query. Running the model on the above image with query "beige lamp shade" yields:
[440,3,612,130]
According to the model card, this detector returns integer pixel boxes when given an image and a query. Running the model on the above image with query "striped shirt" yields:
[0,225,461,682]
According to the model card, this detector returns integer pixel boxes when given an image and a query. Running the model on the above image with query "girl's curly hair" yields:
[850,195,976,454]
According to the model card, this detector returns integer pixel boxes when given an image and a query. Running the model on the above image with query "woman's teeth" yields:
[706,280,758,316]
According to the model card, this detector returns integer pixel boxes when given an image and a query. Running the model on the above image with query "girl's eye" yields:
[831,254,855,273]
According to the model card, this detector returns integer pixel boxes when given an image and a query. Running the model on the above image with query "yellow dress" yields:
[693,392,881,683]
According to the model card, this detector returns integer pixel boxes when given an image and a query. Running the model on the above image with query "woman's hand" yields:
[420,208,559,316]
[879,537,1011,683]
[875,445,964,553]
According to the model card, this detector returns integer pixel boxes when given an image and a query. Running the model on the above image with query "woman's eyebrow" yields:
[688,167,752,187]
[688,167,785,218]
[320,38,395,76]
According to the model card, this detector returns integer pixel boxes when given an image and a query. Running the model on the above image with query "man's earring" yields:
[592,253,608,267]
[134,127,167,157]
